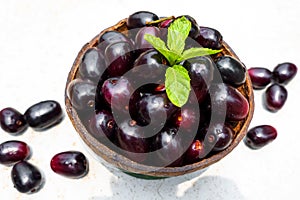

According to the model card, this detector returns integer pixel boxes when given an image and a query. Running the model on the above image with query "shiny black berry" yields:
[11,161,43,193]
[205,123,234,152]
[79,47,106,82]
[67,79,97,111]
[24,100,63,131]
[127,11,159,29]
[87,110,116,141]
[215,56,246,86]
[97,31,132,51]
[0,107,27,135]
[197,26,223,49]
[244,125,277,149]
[183,56,214,103]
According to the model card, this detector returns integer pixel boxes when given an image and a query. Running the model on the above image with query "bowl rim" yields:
[65,18,254,177]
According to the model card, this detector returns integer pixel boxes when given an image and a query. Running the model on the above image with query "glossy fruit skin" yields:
[24,100,63,131]
[248,67,272,89]
[183,56,214,103]
[0,141,31,165]
[264,83,288,112]
[79,47,106,82]
[67,79,97,111]
[205,123,234,151]
[97,31,131,50]
[131,93,178,127]
[152,127,184,167]
[215,56,246,86]
[88,110,116,141]
[101,77,133,112]
[50,151,88,178]
[135,26,160,52]
[0,108,27,135]
[127,11,159,29]
[272,62,297,84]
[197,26,223,49]
[11,161,43,193]
[183,140,206,164]
[209,84,249,121]
[105,41,134,77]
[171,107,199,133]
[117,119,149,162]
[244,125,277,149]
[131,49,168,85]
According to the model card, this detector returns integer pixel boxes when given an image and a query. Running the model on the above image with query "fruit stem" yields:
[146,16,175,25]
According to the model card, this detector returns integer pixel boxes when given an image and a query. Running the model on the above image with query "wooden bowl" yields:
[65,18,254,178]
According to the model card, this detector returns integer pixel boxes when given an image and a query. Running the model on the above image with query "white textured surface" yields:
[0,0,299,199]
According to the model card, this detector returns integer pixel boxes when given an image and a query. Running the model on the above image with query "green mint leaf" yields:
[144,34,179,65]
[177,47,222,63]
[165,65,191,107]
[167,16,191,55]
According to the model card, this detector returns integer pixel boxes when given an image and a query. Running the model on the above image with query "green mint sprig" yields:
[144,16,222,107]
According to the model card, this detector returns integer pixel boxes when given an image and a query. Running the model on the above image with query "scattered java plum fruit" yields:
[0,100,63,134]
[50,151,89,178]
[264,83,288,112]
[248,63,297,112]
[248,67,272,89]
[244,125,277,149]
[66,11,253,168]
[0,107,28,135]
[11,161,43,194]
[24,100,63,131]
[0,140,31,165]
[273,62,297,84]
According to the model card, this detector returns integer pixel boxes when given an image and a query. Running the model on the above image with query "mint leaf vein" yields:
[165,65,191,107]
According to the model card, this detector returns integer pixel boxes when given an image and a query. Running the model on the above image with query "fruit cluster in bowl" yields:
[65,11,254,177]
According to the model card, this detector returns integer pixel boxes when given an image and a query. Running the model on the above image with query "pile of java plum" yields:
[67,11,253,167]
[245,63,297,149]
[0,10,297,194]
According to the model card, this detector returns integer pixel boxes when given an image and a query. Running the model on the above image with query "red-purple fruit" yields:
[0,107,27,135]
[264,83,288,112]
[152,127,184,167]
[209,84,249,121]
[105,41,134,77]
[101,76,133,112]
[244,125,277,149]
[272,62,297,84]
[116,119,149,163]
[197,26,223,49]
[87,110,116,141]
[183,140,206,164]
[0,140,31,165]
[11,161,43,193]
[248,67,272,89]
[50,151,89,178]
[205,123,234,152]
[135,26,160,51]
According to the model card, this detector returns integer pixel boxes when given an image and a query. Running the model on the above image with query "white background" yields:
[0,0,299,199]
